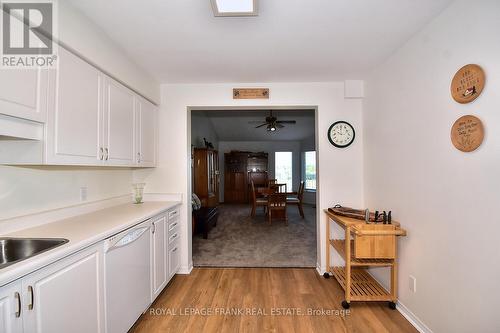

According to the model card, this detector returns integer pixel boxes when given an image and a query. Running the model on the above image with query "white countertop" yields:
[0,201,181,287]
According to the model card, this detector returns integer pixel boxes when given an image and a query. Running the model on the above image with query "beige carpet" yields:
[193,204,317,267]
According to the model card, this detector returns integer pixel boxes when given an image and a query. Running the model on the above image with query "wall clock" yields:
[328,121,355,148]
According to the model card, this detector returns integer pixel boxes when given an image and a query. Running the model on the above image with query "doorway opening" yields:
[189,106,318,268]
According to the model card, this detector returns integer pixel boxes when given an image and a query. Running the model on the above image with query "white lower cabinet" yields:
[0,206,181,333]
[0,280,23,333]
[0,244,104,333]
[151,214,168,301]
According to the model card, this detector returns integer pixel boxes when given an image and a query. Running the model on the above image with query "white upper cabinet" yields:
[135,97,157,167]
[46,47,102,165]
[1,46,158,167]
[102,78,135,166]
[0,68,49,123]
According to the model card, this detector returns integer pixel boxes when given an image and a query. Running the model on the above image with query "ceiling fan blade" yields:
[248,121,265,124]
[276,120,296,124]
[276,123,285,128]
[255,123,268,128]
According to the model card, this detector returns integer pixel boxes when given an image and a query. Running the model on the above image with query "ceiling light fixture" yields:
[211,0,258,17]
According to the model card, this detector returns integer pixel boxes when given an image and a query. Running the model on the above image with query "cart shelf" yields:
[331,266,392,301]
[330,239,394,267]
[324,209,407,309]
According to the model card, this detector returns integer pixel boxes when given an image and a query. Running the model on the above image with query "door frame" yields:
[187,105,320,268]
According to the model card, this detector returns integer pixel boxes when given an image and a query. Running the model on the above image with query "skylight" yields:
[211,0,258,17]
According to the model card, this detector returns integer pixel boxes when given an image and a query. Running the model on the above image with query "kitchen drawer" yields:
[168,228,180,245]
[168,218,179,232]
[168,207,180,221]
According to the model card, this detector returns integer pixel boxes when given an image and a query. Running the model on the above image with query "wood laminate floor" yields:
[131,268,417,333]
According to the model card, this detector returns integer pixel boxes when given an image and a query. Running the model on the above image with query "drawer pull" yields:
[14,292,21,318]
[28,286,34,310]
[170,233,178,241]
[173,247,177,252]
[170,222,178,229]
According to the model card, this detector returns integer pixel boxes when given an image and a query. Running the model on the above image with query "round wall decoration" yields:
[450,115,484,152]
[328,121,355,148]
[450,64,485,104]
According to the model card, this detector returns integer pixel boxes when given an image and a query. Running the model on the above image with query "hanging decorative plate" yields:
[450,64,485,104]
[450,115,484,152]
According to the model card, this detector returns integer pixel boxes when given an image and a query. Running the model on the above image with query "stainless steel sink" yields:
[0,238,69,269]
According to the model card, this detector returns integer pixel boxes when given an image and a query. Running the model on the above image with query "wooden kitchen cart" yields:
[324,210,407,309]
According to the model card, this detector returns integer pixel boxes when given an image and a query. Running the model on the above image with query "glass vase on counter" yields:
[132,183,146,204]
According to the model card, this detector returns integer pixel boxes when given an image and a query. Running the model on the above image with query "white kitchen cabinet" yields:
[22,245,104,333]
[102,78,135,166]
[167,208,181,280]
[0,280,23,333]
[134,97,157,167]
[46,47,102,165]
[0,68,49,123]
[168,242,180,281]
[151,214,168,301]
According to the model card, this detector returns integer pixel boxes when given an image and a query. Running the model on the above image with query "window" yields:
[303,151,316,191]
[275,152,293,191]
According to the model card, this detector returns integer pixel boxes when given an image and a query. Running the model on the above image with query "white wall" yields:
[363,1,500,332]
[0,166,132,221]
[217,140,302,202]
[58,1,160,103]
[191,113,219,149]
[133,82,364,274]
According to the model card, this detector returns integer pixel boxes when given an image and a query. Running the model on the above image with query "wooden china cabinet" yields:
[193,148,219,207]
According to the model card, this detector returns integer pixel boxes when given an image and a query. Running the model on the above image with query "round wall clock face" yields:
[328,121,355,148]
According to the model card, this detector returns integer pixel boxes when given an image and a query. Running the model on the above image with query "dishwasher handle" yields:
[104,225,149,252]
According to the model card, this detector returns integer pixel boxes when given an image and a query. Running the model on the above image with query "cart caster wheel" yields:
[341,301,350,309]
[323,272,330,279]
[388,301,396,310]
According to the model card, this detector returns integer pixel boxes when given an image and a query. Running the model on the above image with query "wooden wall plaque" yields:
[233,88,269,99]
[451,64,485,104]
[451,115,484,152]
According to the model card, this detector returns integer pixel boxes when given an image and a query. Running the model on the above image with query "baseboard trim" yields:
[396,301,433,333]
[316,263,325,276]
[178,263,193,275]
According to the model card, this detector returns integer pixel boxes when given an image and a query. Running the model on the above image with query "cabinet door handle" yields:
[105,148,109,160]
[137,152,141,163]
[152,222,156,234]
[99,147,104,160]
[28,285,34,310]
[14,292,21,318]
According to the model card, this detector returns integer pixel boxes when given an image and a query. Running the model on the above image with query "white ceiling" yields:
[194,110,315,141]
[68,0,453,83]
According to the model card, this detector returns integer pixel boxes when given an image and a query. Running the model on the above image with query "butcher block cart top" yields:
[324,209,407,310]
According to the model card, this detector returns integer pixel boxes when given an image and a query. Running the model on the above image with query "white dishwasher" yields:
[104,220,151,333]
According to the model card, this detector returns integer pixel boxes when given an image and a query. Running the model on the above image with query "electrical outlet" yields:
[409,275,416,293]
[80,187,88,202]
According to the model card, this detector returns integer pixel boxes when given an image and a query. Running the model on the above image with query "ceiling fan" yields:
[249,111,297,132]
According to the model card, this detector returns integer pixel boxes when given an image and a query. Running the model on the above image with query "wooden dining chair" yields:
[276,183,287,193]
[287,181,305,218]
[268,193,288,225]
[251,181,267,217]
[268,179,277,187]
